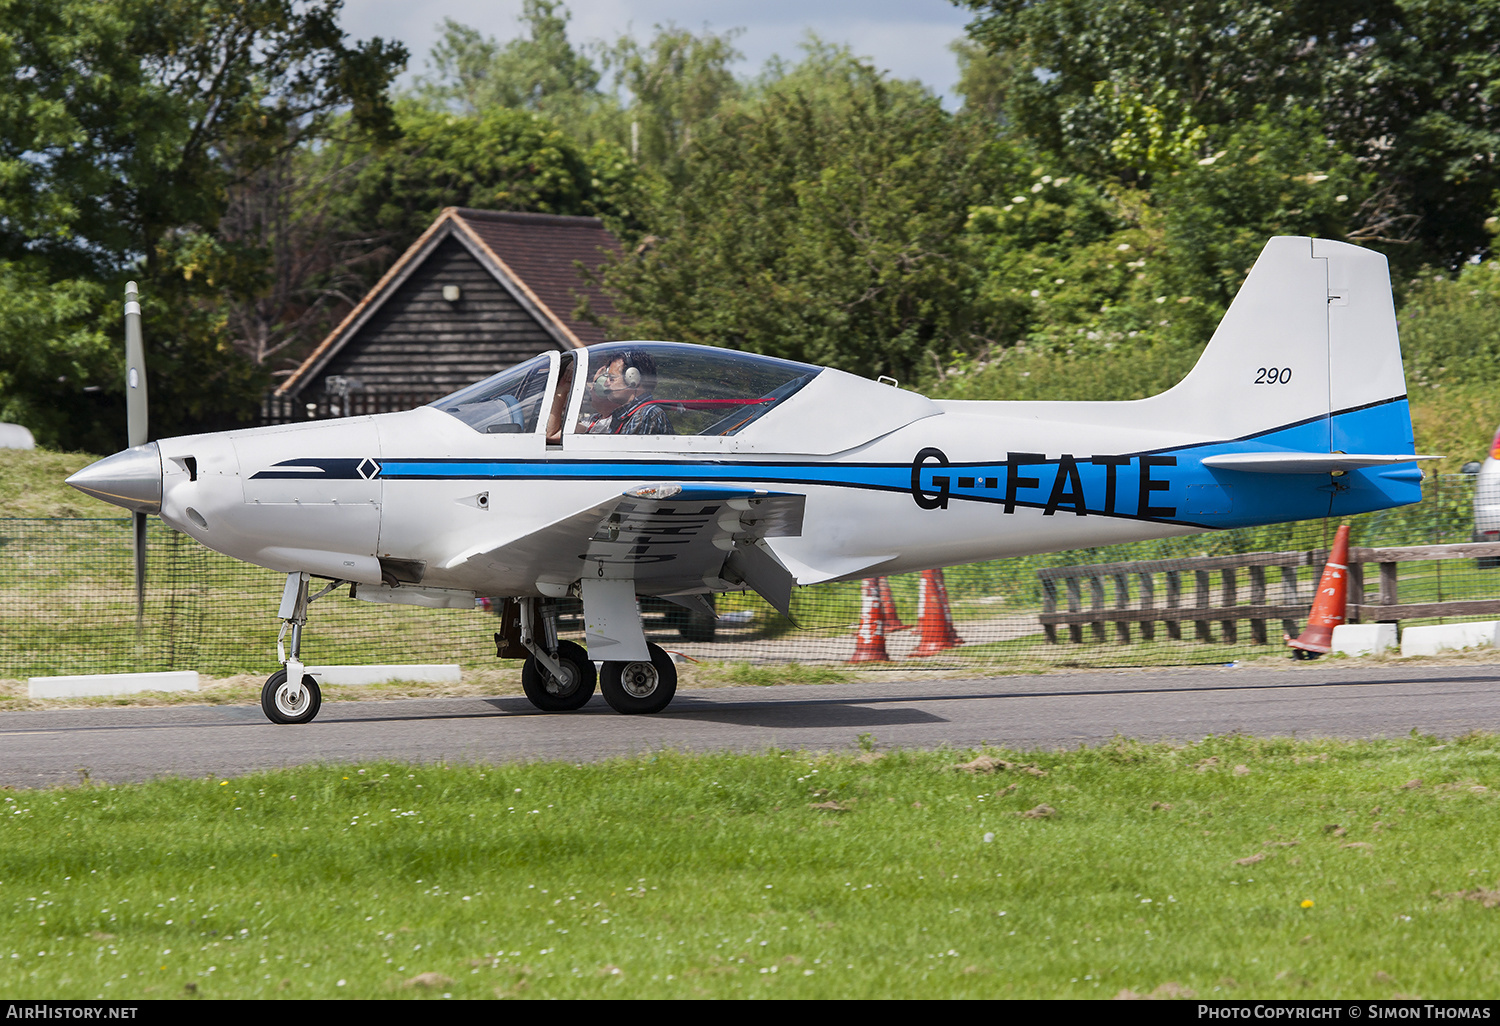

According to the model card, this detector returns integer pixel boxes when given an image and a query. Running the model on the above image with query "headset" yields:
[591,362,641,396]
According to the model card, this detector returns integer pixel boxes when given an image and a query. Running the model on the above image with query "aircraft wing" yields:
[444,484,806,616]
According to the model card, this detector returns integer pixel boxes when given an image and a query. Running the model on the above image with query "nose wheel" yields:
[600,643,677,714]
[262,669,322,724]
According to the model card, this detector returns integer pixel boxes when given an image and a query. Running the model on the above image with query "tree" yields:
[950,38,1015,122]
[603,23,744,181]
[413,4,746,185]
[0,0,406,449]
[599,61,1002,382]
[412,2,610,138]
[318,103,640,268]
[959,0,1500,268]
[214,135,382,371]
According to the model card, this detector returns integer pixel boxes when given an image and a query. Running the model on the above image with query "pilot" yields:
[581,350,672,435]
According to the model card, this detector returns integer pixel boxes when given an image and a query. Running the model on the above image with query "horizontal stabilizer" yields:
[1201,452,1439,474]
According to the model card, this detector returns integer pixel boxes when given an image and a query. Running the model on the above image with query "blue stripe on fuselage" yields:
[373,398,1423,529]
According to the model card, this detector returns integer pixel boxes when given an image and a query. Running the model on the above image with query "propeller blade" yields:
[124,282,148,629]
[125,281,147,448]
[134,510,147,629]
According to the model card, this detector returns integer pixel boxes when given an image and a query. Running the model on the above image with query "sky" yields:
[337,0,979,108]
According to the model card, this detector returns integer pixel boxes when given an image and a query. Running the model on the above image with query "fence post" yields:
[1089,575,1106,643]
[1194,570,1213,642]
[1165,571,1182,640]
[1279,564,1300,638]
[1248,565,1267,644]
[1138,571,1156,641]
[1378,561,1399,622]
[1066,577,1082,644]
[1347,561,1364,624]
[1112,572,1131,644]
[1220,567,1238,643]
[1042,577,1058,644]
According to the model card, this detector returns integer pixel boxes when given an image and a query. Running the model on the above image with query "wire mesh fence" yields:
[3,475,1497,680]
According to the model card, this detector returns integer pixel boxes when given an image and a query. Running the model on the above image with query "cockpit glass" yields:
[432,353,552,434]
[573,343,820,436]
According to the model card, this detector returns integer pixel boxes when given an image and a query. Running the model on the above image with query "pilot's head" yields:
[592,350,657,410]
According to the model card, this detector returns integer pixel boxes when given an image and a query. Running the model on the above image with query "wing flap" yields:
[439,484,807,613]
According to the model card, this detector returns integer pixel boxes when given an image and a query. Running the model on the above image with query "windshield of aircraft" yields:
[573,343,820,436]
[432,353,552,433]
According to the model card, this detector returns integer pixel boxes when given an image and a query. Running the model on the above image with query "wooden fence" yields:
[1039,541,1500,645]
[1348,542,1500,623]
[259,391,443,425]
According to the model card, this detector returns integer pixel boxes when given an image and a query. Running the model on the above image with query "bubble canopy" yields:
[432,352,553,434]
[434,342,822,437]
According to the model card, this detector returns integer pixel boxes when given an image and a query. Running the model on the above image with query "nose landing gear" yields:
[261,571,345,725]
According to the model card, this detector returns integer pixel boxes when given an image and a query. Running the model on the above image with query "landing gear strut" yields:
[506,598,597,712]
[262,572,342,725]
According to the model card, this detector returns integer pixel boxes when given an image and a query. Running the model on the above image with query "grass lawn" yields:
[2,734,1498,999]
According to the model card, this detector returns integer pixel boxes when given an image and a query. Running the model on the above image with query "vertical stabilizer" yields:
[1150,236,1411,455]
[1156,236,1331,443]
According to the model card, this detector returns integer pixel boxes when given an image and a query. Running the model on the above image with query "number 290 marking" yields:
[1255,367,1292,384]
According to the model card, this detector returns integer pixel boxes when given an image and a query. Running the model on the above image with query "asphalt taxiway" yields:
[1,662,1496,787]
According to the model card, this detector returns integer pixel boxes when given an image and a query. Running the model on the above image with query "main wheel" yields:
[520,640,596,711]
[600,643,677,715]
[261,669,322,724]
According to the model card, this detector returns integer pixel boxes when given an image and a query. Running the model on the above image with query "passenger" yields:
[581,350,672,435]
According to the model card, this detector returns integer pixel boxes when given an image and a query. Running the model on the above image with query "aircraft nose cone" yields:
[66,443,163,513]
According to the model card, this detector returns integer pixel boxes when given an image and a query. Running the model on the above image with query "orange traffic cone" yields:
[911,568,964,657]
[1287,524,1351,658]
[878,576,911,633]
[847,578,890,663]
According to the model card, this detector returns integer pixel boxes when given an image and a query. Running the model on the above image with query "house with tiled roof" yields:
[272,207,624,414]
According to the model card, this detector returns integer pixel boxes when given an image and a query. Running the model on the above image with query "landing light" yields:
[627,484,682,500]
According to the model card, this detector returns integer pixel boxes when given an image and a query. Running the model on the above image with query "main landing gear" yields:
[497,598,678,715]
[600,644,677,714]
[520,639,596,710]
[261,571,344,725]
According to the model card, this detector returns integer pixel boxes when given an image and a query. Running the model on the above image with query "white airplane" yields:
[69,237,1434,723]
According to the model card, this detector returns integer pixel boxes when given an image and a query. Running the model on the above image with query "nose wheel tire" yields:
[261,669,322,724]
[600,643,677,714]
[521,640,597,711]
